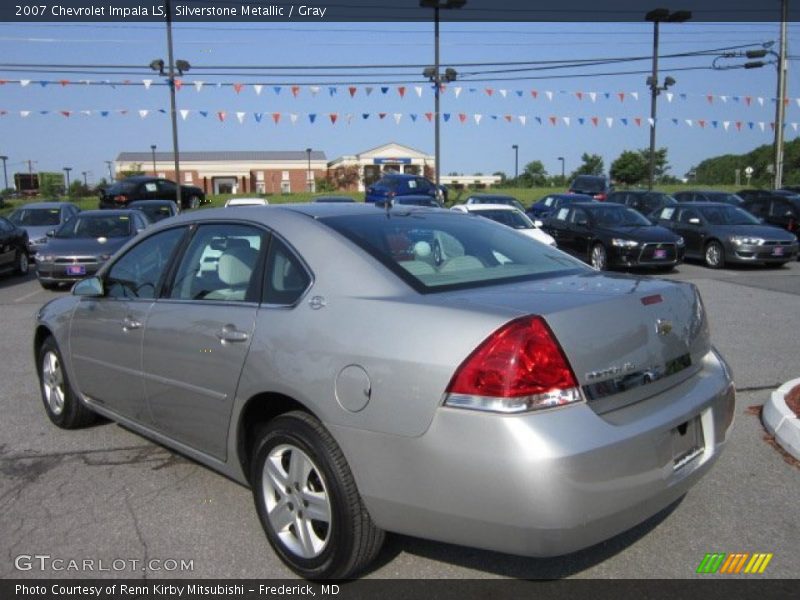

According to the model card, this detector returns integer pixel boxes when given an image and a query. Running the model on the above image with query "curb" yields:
[762,377,800,461]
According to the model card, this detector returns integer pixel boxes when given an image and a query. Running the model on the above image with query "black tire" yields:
[40,281,60,291]
[14,249,29,275]
[590,243,608,271]
[251,411,384,579]
[37,336,95,429]
[704,240,725,269]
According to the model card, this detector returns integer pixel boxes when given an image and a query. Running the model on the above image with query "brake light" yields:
[594,193,607,201]
[387,191,396,198]
[114,194,128,204]
[445,316,582,413]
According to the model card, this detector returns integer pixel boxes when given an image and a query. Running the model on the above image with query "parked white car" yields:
[451,203,556,246]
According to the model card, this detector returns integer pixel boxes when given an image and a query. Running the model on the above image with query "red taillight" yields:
[387,191,396,198]
[445,316,581,412]
[594,193,607,201]
[114,194,128,204]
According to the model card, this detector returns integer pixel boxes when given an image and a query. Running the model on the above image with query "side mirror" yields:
[72,276,104,298]
[688,218,701,225]
[576,219,589,227]
[135,227,146,234]
[533,220,544,228]
[46,230,55,237]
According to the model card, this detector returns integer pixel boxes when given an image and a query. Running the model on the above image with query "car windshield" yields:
[8,208,62,226]
[699,205,761,225]
[55,214,133,239]
[320,211,586,292]
[475,209,532,229]
[589,206,652,227]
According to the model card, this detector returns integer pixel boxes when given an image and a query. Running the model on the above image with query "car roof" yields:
[572,202,626,209]
[119,175,159,182]
[458,203,519,211]
[16,201,74,209]
[673,202,737,207]
[128,199,174,205]
[467,193,516,198]
[76,209,140,216]
[379,173,422,180]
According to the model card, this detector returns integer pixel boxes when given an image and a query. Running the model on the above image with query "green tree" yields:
[118,162,145,179]
[570,153,604,178]
[38,172,64,198]
[519,160,548,187]
[610,151,648,185]
[638,147,671,182]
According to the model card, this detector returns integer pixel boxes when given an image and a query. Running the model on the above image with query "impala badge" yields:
[656,319,673,336]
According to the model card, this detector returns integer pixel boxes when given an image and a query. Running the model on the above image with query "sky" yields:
[0,18,798,187]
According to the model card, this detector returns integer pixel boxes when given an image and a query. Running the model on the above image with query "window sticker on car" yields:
[144,183,157,192]
[408,180,418,189]
[119,216,129,220]
[544,197,554,206]
[661,207,675,220]
[556,208,569,220]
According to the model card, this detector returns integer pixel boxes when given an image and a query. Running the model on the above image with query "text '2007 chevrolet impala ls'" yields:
[34,204,735,579]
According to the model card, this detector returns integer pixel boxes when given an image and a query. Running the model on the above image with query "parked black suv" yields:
[99,176,206,210]
[738,189,800,237]
[606,190,677,220]
[568,175,613,201]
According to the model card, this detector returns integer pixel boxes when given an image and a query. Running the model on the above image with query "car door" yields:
[542,206,572,251]
[674,207,704,256]
[141,222,267,459]
[156,179,178,202]
[568,207,594,257]
[69,227,187,422]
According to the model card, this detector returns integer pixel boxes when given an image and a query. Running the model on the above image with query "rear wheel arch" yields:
[237,392,317,484]
[33,325,55,366]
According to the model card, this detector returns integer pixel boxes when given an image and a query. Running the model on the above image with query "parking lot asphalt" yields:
[1,260,798,580]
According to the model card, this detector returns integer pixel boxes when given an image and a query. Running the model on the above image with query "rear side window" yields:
[321,212,584,293]
[106,181,137,195]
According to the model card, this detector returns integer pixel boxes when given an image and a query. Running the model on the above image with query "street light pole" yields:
[645,8,691,191]
[421,1,465,190]
[558,156,565,182]
[306,148,313,192]
[165,0,182,208]
[82,171,88,186]
[105,160,114,181]
[512,144,519,180]
[773,0,788,189]
[0,155,8,191]
[63,167,72,196]
[150,144,157,174]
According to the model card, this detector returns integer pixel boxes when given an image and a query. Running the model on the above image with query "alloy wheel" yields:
[591,244,607,270]
[262,444,332,559]
[41,350,65,416]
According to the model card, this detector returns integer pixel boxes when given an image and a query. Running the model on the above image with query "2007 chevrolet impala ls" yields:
[34,204,735,578]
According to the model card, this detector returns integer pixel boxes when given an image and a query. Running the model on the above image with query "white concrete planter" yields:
[762,377,800,461]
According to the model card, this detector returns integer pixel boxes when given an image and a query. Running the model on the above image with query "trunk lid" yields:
[442,272,709,413]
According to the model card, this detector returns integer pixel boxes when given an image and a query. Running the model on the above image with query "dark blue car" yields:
[527,193,595,219]
[365,173,440,205]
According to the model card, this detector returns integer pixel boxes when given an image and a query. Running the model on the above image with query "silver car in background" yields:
[34,204,735,579]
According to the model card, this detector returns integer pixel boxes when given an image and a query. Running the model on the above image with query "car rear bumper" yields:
[330,349,734,557]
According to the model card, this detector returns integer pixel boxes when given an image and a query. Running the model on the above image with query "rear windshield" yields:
[8,208,62,226]
[132,204,173,221]
[707,193,744,206]
[572,177,605,192]
[474,209,531,229]
[320,211,585,292]
[56,214,133,239]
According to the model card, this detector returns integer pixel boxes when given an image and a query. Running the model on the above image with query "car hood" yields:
[705,224,797,240]
[596,225,680,242]
[21,225,54,241]
[437,272,709,413]
[40,236,131,256]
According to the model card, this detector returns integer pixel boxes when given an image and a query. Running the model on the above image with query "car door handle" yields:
[216,325,249,344]
[122,316,142,331]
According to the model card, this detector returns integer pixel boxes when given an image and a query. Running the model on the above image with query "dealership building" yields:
[116,143,499,194]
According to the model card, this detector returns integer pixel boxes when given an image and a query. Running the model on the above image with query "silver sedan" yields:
[34,204,735,579]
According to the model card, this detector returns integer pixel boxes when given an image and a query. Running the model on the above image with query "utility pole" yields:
[773,0,788,189]
[105,160,114,181]
[0,155,8,191]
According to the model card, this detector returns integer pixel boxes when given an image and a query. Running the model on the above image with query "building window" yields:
[281,170,290,181]
[256,172,265,182]
[184,173,193,183]
[281,180,291,194]
[256,182,266,193]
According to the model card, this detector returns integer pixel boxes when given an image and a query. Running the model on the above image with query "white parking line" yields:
[13,288,42,303]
